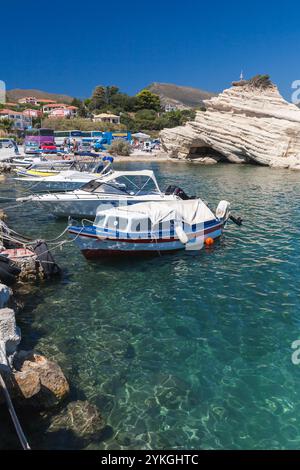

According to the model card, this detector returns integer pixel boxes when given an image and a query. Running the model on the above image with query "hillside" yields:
[147,82,216,109]
[6,88,74,104]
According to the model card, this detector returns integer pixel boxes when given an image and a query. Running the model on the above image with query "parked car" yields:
[25,141,40,154]
[40,142,57,153]
[0,138,14,148]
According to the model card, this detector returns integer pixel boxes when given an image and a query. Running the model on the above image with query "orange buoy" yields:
[205,237,214,246]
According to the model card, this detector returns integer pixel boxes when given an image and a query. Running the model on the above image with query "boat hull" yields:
[25,194,179,217]
[68,221,224,258]
[15,179,87,192]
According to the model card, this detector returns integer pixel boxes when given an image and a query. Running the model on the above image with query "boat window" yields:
[106,216,128,231]
[95,215,106,227]
[81,180,103,192]
[110,175,160,196]
[130,218,152,232]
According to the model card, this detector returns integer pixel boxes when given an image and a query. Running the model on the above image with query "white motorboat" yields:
[10,156,49,167]
[68,199,231,258]
[14,159,113,192]
[16,170,190,218]
[13,159,78,177]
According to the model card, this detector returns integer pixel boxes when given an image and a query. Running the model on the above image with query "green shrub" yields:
[107,139,131,156]
[42,117,126,132]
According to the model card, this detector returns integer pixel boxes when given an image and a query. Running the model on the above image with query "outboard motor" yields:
[165,185,193,200]
[216,200,231,220]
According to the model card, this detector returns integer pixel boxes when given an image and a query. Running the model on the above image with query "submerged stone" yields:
[48,400,106,441]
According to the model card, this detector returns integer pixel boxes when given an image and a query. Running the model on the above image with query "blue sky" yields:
[1,0,299,99]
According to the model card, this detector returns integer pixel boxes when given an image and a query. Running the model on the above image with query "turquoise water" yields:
[2,162,300,449]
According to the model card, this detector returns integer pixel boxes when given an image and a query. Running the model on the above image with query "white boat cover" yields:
[95,199,216,226]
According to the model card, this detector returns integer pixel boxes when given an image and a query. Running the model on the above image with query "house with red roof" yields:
[44,104,78,118]
[0,109,32,130]
[23,108,42,118]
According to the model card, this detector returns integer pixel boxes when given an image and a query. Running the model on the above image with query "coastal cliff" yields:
[160,75,300,169]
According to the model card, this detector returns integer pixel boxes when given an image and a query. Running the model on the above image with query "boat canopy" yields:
[95,199,216,226]
[83,170,162,194]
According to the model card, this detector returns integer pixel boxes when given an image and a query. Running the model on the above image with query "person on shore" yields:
[72,139,78,152]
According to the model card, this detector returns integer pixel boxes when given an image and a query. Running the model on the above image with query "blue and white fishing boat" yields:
[68,199,231,258]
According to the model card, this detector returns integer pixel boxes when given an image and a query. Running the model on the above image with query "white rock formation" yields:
[160,76,300,169]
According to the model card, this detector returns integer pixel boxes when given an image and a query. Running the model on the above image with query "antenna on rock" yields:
[240,70,244,81]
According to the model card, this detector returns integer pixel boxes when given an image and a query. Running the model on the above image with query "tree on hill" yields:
[71,98,88,117]
[110,93,137,112]
[89,86,106,110]
[135,89,161,111]
[0,118,14,134]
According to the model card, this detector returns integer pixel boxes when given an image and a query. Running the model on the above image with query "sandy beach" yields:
[114,150,171,162]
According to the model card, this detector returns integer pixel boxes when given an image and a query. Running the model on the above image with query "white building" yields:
[47,106,78,119]
[43,103,77,117]
[164,103,178,112]
[18,96,38,106]
[93,112,120,125]
[0,109,32,130]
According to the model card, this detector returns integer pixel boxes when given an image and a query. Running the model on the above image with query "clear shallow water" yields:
[2,162,300,449]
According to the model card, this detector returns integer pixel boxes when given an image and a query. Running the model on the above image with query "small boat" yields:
[68,199,231,258]
[10,156,48,167]
[0,247,36,260]
[16,170,185,217]
[13,159,78,177]
[14,158,113,192]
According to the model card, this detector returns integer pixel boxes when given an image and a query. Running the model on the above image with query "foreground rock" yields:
[12,351,70,408]
[160,75,300,169]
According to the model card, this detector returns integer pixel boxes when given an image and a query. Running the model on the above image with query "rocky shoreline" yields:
[0,210,107,449]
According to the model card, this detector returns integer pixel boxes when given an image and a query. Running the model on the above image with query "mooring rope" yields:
[0,371,31,450]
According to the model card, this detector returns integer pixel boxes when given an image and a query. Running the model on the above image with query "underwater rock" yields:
[160,75,300,168]
[48,400,106,440]
[124,343,136,360]
[115,431,132,447]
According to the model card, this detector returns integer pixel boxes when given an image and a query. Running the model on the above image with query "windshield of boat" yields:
[80,174,161,196]
[27,162,72,171]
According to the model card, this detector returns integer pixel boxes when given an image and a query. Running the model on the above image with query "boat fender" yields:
[32,240,61,279]
[216,200,230,220]
[175,225,189,244]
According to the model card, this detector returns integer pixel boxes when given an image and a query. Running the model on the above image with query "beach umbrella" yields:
[132,132,151,140]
